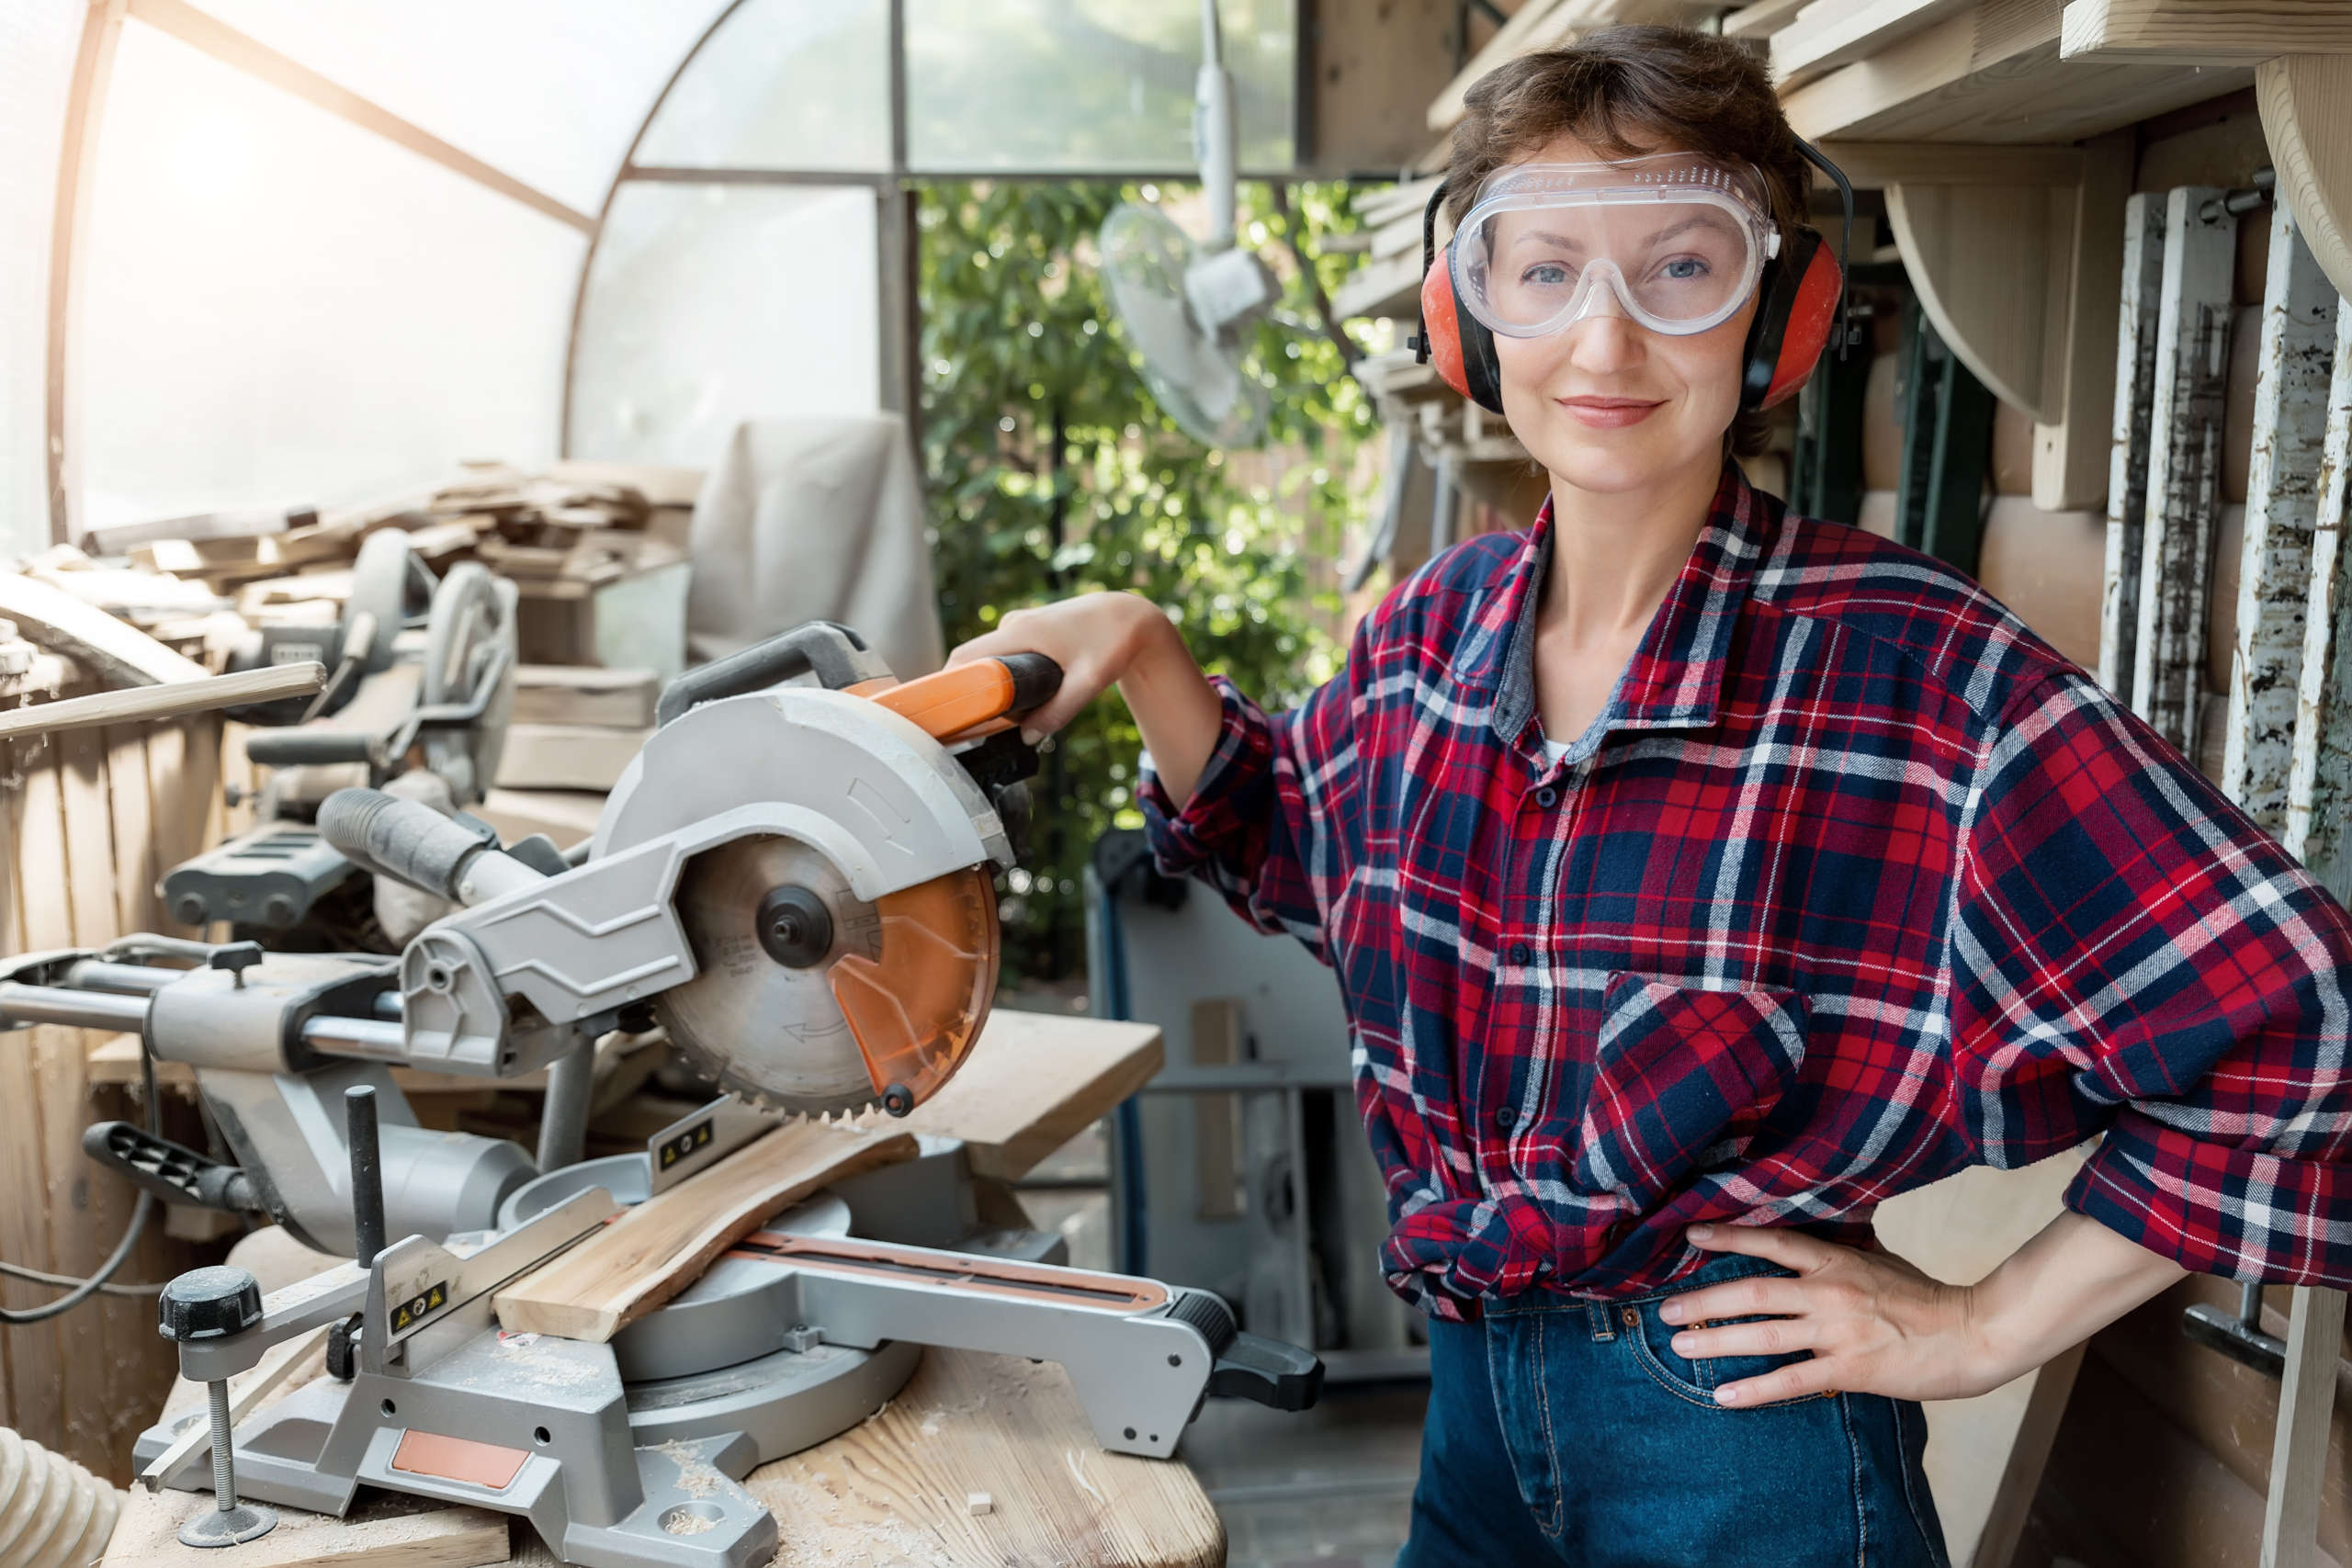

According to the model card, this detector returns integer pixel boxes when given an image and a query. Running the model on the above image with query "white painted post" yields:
[2100,194,2169,704]
[2132,187,2237,756]
[2222,206,2341,834]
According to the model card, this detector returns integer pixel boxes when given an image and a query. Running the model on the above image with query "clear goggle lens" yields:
[1452,157,1776,338]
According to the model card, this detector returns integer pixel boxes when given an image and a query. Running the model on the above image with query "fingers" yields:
[1685,1221,1843,1275]
[1713,1358,1840,1407]
[1666,1315,1817,1361]
[1657,1275,1810,1325]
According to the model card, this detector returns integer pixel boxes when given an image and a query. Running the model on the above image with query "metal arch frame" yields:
[41,0,1309,542]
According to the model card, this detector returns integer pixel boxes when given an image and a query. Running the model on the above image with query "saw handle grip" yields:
[245,728,381,769]
[318,787,500,900]
[868,653,1064,742]
[654,621,889,728]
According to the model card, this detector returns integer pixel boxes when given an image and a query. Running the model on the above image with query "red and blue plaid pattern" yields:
[1141,464,2352,1317]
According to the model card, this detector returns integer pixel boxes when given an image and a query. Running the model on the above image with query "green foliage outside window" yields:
[916,178,1377,982]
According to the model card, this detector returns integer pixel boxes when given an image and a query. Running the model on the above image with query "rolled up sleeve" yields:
[1137,626,1368,964]
[1950,670,2352,1285]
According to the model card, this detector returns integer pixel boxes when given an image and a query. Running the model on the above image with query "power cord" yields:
[0,1034,163,1324]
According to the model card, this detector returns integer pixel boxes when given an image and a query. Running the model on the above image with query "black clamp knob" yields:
[158,1266,264,1343]
[208,942,266,988]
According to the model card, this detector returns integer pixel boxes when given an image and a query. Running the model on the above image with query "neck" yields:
[1539,456,1724,649]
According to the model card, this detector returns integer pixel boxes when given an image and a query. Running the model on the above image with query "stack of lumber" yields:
[1331,177,1442,324]
[493,662,659,793]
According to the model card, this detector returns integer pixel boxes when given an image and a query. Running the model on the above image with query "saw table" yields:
[96,1010,1226,1568]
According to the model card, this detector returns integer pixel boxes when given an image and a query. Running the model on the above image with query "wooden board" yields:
[2132,186,2237,756]
[738,1352,1220,1568]
[2261,54,2352,310]
[0,662,322,741]
[2100,190,2170,705]
[1772,0,1979,89]
[865,1010,1163,1183]
[493,1122,919,1341]
[2220,204,2339,837]
[2263,1286,2350,1567]
[491,724,649,792]
[510,665,657,729]
[2062,0,2352,66]
[470,790,606,852]
[0,570,207,687]
[1781,1,2252,146]
[101,1489,510,1568]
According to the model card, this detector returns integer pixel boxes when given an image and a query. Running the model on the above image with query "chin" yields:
[1516,415,1721,498]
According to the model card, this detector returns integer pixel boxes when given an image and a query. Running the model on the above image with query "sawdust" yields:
[656,1438,726,1500]
[662,1508,719,1536]
[1064,1449,1105,1505]
[765,1477,950,1568]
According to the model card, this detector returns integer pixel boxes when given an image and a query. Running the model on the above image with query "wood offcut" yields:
[493,1122,918,1341]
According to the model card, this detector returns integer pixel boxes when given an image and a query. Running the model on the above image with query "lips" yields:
[1558,395,1666,429]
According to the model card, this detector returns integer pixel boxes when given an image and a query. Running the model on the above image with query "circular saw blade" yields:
[658,836,890,1119]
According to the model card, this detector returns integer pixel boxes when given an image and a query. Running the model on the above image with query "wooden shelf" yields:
[1781,0,2253,144]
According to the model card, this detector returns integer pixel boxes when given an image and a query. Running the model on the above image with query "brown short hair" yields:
[1448,26,1814,454]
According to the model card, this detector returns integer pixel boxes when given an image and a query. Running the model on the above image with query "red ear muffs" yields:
[1418,255,1505,414]
[1739,225,1843,412]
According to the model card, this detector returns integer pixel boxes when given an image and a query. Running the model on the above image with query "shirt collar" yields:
[1474,461,1774,750]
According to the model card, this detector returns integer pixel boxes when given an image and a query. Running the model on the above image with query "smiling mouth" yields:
[1557,395,1666,427]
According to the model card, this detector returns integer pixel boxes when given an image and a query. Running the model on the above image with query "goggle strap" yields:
[1412,177,1449,368]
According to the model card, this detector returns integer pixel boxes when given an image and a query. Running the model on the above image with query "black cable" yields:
[1,1031,162,1325]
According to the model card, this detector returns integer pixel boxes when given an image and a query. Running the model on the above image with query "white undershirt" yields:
[1541,738,1571,764]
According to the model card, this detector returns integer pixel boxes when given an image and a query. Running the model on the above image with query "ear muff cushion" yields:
[1742,228,1842,412]
[1419,260,1474,403]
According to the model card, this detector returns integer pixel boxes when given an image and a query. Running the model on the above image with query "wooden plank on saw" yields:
[2220,204,2340,837]
[2283,307,2352,898]
[2260,1286,2350,1568]
[2131,186,2237,756]
[494,1122,919,1341]
[2100,192,2168,705]
[862,1010,1163,1183]
[0,570,206,687]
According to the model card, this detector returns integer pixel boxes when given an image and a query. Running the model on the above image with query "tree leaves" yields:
[918,176,1371,980]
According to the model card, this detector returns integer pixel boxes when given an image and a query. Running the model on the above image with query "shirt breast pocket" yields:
[1572,974,1809,1207]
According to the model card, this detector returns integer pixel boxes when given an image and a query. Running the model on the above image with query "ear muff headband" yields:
[1411,140,1855,417]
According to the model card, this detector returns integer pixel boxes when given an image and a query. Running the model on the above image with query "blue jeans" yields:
[1398,1252,1950,1567]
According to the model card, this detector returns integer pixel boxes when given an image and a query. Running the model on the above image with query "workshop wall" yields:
[0,699,220,1481]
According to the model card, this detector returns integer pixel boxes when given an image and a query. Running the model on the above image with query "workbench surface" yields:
[106,1347,1223,1568]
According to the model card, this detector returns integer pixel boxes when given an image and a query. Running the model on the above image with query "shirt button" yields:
[1536,787,1558,807]
[1495,1106,1517,1130]
[1510,942,1532,964]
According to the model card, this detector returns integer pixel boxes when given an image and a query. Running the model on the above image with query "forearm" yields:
[1116,613,1224,808]
[1962,1209,2189,1384]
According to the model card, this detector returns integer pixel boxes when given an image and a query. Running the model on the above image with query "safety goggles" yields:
[1450,153,1781,339]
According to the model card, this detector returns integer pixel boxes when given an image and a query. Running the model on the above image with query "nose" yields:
[1563,307,1644,375]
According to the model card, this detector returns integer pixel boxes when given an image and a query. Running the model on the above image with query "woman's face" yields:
[1485,133,1758,498]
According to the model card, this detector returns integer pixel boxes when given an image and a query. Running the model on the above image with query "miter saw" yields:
[160,528,519,946]
[0,620,1320,1565]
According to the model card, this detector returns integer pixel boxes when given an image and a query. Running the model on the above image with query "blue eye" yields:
[1521,262,1575,288]
[1659,256,1708,281]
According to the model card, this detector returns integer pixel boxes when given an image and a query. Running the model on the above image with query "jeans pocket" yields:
[1572,974,1807,1208]
[1625,1289,1828,1412]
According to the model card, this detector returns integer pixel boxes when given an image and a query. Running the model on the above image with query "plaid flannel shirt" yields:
[1140,464,2352,1318]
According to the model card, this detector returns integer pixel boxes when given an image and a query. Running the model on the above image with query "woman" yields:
[949,27,2352,1566]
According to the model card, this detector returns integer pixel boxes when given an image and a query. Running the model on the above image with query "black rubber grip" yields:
[317,787,497,900]
[245,729,379,767]
[1208,1332,1325,1413]
[997,653,1063,717]
[656,621,880,728]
